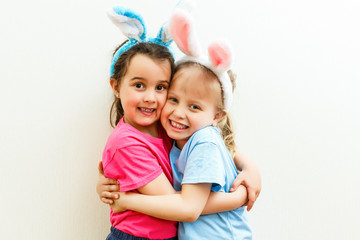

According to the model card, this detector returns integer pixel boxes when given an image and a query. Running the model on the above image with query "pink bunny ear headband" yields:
[169,9,234,110]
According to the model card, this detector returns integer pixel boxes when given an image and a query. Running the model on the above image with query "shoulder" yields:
[103,126,159,168]
[181,126,223,157]
[182,126,228,163]
[105,124,151,153]
[189,126,221,146]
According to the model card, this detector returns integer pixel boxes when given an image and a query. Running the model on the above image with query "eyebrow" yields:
[129,77,170,84]
[160,80,171,84]
[129,77,145,81]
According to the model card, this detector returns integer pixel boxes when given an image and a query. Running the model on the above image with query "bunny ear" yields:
[156,21,172,45]
[169,9,200,57]
[208,41,233,109]
[208,41,232,73]
[107,6,146,42]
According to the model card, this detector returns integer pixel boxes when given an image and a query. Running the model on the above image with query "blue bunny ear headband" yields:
[107,6,173,77]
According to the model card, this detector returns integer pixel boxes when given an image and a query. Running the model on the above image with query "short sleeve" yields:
[104,144,163,191]
[182,142,225,192]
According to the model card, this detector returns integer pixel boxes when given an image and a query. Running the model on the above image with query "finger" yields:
[105,184,120,192]
[246,201,254,211]
[246,190,256,211]
[101,191,120,200]
[105,178,119,185]
[248,188,256,202]
[230,177,245,192]
[111,184,120,192]
[256,190,261,198]
[101,197,114,205]
[98,161,104,174]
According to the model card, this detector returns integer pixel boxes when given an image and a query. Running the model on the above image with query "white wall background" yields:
[1,0,359,239]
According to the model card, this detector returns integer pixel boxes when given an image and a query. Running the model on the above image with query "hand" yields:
[230,164,261,211]
[111,191,134,213]
[96,161,120,204]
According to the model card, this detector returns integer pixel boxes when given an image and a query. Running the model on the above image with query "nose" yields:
[144,89,156,103]
[172,105,185,119]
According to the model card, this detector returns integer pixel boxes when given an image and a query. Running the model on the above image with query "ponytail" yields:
[217,69,237,158]
[217,113,236,158]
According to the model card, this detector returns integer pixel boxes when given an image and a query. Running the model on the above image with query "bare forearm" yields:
[202,185,248,215]
[116,183,212,222]
[234,150,258,171]
[123,193,200,222]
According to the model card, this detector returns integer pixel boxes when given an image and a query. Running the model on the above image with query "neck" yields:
[175,140,187,150]
[123,117,159,138]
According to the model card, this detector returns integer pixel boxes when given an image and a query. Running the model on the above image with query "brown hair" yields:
[109,41,175,127]
[175,62,237,157]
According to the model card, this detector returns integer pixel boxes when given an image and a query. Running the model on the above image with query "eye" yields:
[134,83,144,89]
[190,104,200,110]
[168,97,178,103]
[156,84,167,91]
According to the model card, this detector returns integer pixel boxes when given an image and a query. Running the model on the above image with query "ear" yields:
[110,78,120,97]
[107,6,147,41]
[208,41,232,72]
[213,110,226,125]
[169,9,200,57]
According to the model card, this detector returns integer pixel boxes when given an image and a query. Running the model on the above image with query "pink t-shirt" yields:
[102,118,177,239]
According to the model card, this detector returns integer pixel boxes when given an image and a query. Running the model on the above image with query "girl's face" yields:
[160,66,224,149]
[115,54,171,136]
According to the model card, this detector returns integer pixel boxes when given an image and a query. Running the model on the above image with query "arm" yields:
[201,149,259,214]
[231,150,262,211]
[98,151,254,213]
[136,172,176,195]
[101,141,177,202]
[96,161,176,205]
[111,142,243,220]
[233,150,258,172]
[202,185,248,214]
[98,159,249,214]
[112,183,212,222]
[106,140,249,215]
[96,161,120,204]
[110,182,248,216]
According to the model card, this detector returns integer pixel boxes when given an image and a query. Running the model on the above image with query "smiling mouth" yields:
[139,107,155,113]
[170,120,188,129]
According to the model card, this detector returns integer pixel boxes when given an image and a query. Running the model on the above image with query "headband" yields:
[169,9,234,109]
[107,6,173,77]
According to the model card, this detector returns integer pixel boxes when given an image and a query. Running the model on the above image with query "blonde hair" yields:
[175,62,237,157]
[216,70,237,158]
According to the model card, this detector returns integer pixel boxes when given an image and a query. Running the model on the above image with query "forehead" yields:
[170,66,221,100]
[127,54,171,76]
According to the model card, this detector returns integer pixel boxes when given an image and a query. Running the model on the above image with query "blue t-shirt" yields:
[170,126,252,240]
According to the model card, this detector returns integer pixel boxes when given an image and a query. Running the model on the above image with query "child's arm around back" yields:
[113,183,213,222]
[231,151,262,211]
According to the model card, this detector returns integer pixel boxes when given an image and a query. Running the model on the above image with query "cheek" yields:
[160,103,171,120]
[158,94,167,107]
[121,95,134,108]
[160,111,167,128]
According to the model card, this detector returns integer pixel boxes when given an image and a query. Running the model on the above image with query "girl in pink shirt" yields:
[99,6,261,240]
[101,7,179,240]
